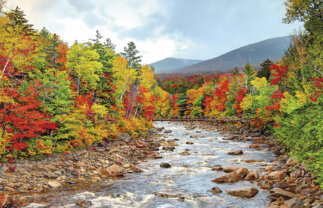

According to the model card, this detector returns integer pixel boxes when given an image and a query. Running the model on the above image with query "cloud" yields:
[6,0,302,63]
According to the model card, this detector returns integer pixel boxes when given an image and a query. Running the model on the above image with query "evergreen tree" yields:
[6,7,35,36]
[103,38,116,52]
[232,67,240,75]
[90,29,103,53]
[257,58,273,80]
[242,63,256,89]
[121,41,142,71]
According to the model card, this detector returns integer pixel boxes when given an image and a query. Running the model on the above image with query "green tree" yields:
[242,63,256,89]
[257,59,273,80]
[232,67,240,76]
[283,0,323,36]
[66,42,103,97]
[121,41,142,71]
[6,6,35,36]
[104,38,116,52]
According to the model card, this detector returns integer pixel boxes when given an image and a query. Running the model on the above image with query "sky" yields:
[5,0,302,64]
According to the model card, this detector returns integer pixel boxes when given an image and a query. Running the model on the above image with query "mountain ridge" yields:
[151,36,292,74]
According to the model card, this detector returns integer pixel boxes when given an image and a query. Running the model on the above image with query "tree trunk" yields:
[0,57,11,81]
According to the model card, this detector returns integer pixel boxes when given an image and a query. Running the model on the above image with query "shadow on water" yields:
[21,121,276,208]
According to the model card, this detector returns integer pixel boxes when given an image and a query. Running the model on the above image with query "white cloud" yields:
[5,0,302,64]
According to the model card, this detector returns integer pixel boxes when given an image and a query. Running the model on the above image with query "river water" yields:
[24,121,276,208]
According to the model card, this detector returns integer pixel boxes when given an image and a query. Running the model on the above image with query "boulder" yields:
[228,150,243,155]
[157,127,165,132]
[269,188,298,200]
[211,172,241,183]
[211,165,223,171]
[226,187,258,198]
[223,167,239,173]
[249,144,260,148]
[103,164,124,177]
[164,130,172,133]
[268,171,287,180]
[236,168,249,178]
[180,151,190,156]
[244,171,259,180]
[223,136,239,141]
[75,200,93,208]
[115,133,131,141]
[186,141,194,144]
[285,198,305,208]
[160,163,171,168]
[149,128,159,134]
[252,137,265,144]
[257,179,273,189]
[48,180,61,188]
[209,186,222,194]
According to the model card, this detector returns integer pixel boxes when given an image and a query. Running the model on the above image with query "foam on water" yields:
[22,121,275,208]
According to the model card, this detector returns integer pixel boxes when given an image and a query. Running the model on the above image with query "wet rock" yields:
[164,130,172,133]
[154,154,163,159]
[252,137,265,144]
[48,180,61,188]
[186,141,194,144]
[0,194,8,207]
[149,128,159,134]
[223,167,239,173]
[285,197,305,208]
[103,164,124,177]
[269,188,298,200]
[236,168,249,178]
[76,200,93,208]
[211,165,223,171]
[115,133,131,141]
[209,186,222,194]
[157,127,164,132]
[228,150,243,155]
[155,192,177,198]
[44,172,58,179]
[249,144,260,148]
[273,182,289,189]
[223,136,239,141]
[245,171,259,181]
[268,171,287,180]
[257,179,273,189]
[265,166,274,172]
[211,171,241,183]
[226,187,258,198]
[160,163,171,168]
[243,159,256,163]
[180,151,190,156]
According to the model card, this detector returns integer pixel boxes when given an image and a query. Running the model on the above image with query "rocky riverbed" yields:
[0,121,322,208]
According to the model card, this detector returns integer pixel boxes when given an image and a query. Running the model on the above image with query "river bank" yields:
[0,121,322,207]
[0,129,163,207]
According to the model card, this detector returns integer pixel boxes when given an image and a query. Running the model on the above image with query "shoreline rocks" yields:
[226,187,259,198]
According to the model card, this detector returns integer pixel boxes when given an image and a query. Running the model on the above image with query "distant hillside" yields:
[171,36,292,74]
[149,57,203,73]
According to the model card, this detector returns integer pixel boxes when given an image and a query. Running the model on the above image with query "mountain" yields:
[165,36,292,74]
[149,57,204,73]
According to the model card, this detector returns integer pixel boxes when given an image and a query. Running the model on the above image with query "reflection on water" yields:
[24,121,275,208]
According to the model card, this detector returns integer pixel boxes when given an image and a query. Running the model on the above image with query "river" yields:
[23,121,276,208]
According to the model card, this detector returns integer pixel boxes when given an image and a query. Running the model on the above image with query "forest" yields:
[0,0,322,188]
